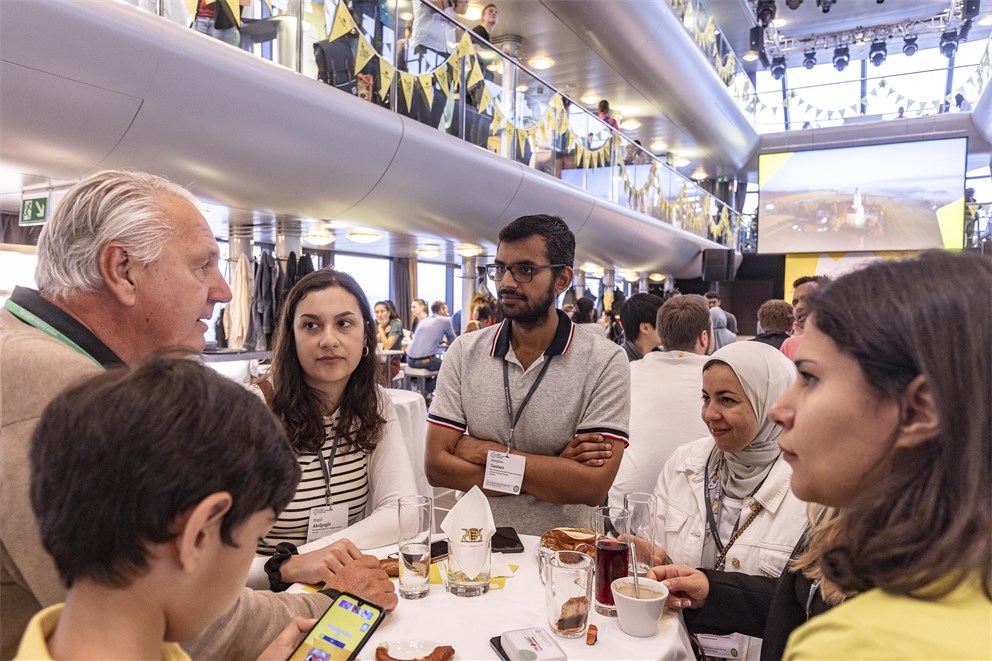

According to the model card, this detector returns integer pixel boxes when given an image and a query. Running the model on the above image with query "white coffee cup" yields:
[611,576,668,637]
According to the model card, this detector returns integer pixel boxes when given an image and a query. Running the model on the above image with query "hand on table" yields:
[649,564,710,610]
[559,433,612,467]
[279,539,365,586]
[256,616,315,661]
[324,555,399,612]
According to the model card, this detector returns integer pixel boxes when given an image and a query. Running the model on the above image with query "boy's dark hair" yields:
[31,357,299,589]
[431,300,446,314]
[498,214,575,268]
[619,293,664,342]
[703,291,720,302]
[792,274,830,289]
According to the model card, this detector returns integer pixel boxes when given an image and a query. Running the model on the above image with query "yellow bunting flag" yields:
[378,59,396,101]
[355,35,376,74]
[418,73,435,110]
[307,1,326,39]
[183,0,198,17]
[435,65,450,96]
[329,0,356,42]
[467,57,484,89]
[399,72,416,112]
[478,85,494,112]
[575,144,585,167]
[458,32,473,58]
[517,127,527,155]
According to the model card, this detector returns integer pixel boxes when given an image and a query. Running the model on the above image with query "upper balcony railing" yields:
[133,0,744,250]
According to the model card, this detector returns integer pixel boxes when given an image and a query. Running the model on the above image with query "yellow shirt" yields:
[15,604,191,661]
[784,579,992,660]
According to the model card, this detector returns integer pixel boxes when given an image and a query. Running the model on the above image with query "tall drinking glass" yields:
[545,550,594,638]
[592,506,630,616]
[397,495,432,600]
[624,492,658,577]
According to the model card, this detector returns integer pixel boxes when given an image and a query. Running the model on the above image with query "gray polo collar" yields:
[490,309,575,358]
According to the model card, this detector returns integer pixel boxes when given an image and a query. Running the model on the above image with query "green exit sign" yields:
[20,193,50,226]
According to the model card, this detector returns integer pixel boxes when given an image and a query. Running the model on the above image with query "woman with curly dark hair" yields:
[246,270,418,589]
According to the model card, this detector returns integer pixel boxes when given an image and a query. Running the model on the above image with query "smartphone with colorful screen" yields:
[285,592,385,661]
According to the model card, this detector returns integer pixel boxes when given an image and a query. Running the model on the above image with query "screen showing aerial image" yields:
[757,138,967,254]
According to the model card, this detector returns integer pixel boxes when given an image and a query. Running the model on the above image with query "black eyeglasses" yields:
[485,263,567,283]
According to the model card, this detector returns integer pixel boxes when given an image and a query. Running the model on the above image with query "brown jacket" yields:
[0,307,329,660]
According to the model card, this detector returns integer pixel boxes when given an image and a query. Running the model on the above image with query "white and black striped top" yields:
[257,409,370,554]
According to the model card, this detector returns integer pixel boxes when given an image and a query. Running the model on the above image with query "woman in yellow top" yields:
[768,251,991,659]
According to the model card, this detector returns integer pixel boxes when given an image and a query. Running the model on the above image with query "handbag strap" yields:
[713,500,764,571]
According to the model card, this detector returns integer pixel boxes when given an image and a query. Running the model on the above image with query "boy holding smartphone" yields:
[14,358,317,660]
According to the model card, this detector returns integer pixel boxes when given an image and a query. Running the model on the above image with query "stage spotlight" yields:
[869,40,887,66]
[832,46,850,71]
[803,48,816,69]
[744,25,764,62]
[785,0,802,8]
[964,0,980,19]
[817,0,835,12]
[940,30,959,58]
[902,35,918,56]
[770,56,787,80]
[756,0,777,27]
[959,18,973,41]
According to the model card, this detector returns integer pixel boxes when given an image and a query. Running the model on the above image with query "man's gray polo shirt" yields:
[428,309,631,534]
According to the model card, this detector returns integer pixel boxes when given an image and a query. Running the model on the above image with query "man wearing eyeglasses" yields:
[424,214,630,535]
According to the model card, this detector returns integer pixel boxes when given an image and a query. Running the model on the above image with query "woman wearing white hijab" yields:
[652,341,807,661]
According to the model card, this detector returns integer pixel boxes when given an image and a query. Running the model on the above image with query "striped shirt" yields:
[257,409,370,553]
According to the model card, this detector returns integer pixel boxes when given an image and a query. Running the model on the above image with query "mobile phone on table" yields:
[285,592,385,661]
[430,539,448,562]
[492,526,524,554]
[489,635,510,661]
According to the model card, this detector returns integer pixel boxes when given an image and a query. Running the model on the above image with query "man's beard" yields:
[498,282,557,329]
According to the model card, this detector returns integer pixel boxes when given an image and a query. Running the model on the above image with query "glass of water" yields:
[397,495,432,599]
[624,492,658,577]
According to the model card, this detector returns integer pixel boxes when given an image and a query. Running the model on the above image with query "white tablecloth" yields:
[363,535,694,660]
[385,388,430,498]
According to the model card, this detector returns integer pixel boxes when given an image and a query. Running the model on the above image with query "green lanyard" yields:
[3,299,101,366]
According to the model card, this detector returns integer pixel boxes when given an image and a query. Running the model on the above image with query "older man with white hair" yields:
[0,170,395,661]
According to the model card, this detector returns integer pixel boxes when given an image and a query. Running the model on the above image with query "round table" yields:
[363,535,694,660]
[385,388,430,498]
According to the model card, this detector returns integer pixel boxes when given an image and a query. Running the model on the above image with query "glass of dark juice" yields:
[591,506,630,616]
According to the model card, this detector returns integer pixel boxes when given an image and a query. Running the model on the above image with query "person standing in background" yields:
[471,3,499,42]
[193,0,250,47]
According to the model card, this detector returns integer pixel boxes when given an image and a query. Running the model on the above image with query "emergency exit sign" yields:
[19,193,50,226]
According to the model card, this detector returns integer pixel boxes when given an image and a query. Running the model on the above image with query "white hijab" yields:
[706,341,797,498]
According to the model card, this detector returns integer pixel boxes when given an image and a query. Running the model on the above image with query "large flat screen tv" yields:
[757,137,967,254]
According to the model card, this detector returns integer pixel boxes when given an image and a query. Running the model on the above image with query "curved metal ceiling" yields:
[0,0,721,278]
[538,0,759,173]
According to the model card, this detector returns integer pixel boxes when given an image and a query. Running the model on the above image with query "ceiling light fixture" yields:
[648,273,665,283]
[415,244,442,259]
[785,0,802,8]
[398,11,413,22]
[770,56,787,80]
[579,262,604,276]
[617,269,639,282]
[346,229,382,244]
[650,139,668,151]
[580,94,600,105]
[939,30,959,58]
[869,40,887,66]
[771,18,787,28]
[515,83,528,92]
[305,229,336,246]
[832,45,850,71]
[979,15,992,27]
[802,48,816,69]
[527,55,555,70]
[902,35,918,56]
[464,5,482,21]
[690,166,708,181]
[756,0,776,28]
[673,156,690,167]
[454,243,483,257]
[619,118,641,130]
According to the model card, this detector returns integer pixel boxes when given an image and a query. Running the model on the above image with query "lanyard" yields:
[501,356,554,452]
[703,449,779,554]
[3,299,100,366]
[805,578,822,620]
[314,430,342,507]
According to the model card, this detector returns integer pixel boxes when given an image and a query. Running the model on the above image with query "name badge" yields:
[483,450,525,495]
[695,633,742,659]
[306,505,349,545]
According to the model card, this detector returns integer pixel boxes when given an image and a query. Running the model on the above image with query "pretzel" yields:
[375,643,455,661]
[539,527,597,558]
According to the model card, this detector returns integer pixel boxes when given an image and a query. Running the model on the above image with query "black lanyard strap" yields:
[315,429,342,507]
[502,356,554,451]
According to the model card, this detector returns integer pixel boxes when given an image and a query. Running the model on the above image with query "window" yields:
[416,262,448,310]
[334,254,391,310]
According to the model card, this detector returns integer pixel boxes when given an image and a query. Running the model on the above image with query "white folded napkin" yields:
[440,486,495,578]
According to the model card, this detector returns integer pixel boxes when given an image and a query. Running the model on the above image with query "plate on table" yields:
[375,639,458,661]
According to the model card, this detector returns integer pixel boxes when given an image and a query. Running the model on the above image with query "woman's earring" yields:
[363,345,370,357]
